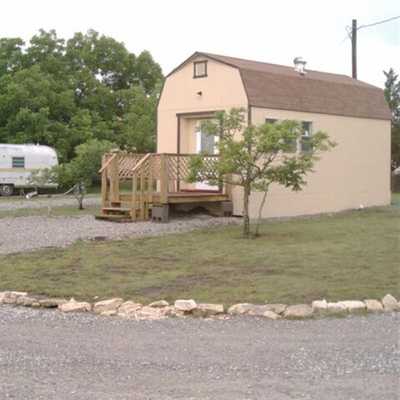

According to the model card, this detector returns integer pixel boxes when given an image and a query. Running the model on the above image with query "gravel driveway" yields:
[0,307,398,400]
[0,195,101,210]
[0,214,239,254]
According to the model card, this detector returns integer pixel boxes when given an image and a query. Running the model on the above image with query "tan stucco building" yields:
[157,52,391,218]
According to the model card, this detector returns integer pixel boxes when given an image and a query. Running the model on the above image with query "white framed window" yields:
[265,118,312,153]
[300,121,312,153]
[193,61,207,78]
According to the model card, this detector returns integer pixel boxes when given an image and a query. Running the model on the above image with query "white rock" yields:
[117,301,142,318]
[264,304,287,315]
[16,296,39,307]
[382,294,399,311]
[162,306,185,318]
[0,291,28,304]
[192,303,224,317]
[262,310,281,320]
[148,300,169,308]
[93,298,124,314]
[312,299,328,312]
[174,299,197,312]
[135,306,166,320]
[338,300,366,313]
[246,305,270,316]
[283,304,313,319]
[100,310,118,317]
[227,303,254,315]
[327,302,347,314]
[58,298,91,313]
[364,299,383,312]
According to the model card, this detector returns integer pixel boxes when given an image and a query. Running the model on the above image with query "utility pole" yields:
[351,19,357,79]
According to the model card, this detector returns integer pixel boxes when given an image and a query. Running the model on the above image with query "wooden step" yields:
[95,214,133,222]
[102,207,131,214]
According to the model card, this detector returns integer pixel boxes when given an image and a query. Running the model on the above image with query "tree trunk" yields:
[76,194,84,210]
[243,184,251,237]
[255,190,268,237]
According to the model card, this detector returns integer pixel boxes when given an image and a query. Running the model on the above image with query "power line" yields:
[358,15,400,30]
[340,15,399,78]
[342,15,400,43]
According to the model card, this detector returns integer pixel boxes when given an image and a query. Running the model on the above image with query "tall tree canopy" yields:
[0,30,163,162]
[384,68,400,168]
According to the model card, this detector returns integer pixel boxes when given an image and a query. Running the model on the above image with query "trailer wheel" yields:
[0,184,14,196]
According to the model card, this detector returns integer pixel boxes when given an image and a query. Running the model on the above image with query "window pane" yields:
[301,137,312,153]
[201,132,215,154]
[301,122,312,152]
[194,62,206,77]
[302,121,311,137]
[12,157,25,168]
[265,118,278,124]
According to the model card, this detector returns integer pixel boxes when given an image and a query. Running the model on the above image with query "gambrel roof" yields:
[168,52,391,120]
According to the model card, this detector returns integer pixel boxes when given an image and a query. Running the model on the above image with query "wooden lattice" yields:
[165,154,219,181]
[101,152,220,182]
[117,153,146,179]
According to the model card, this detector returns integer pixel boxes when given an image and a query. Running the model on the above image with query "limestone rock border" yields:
[0,291,399,321]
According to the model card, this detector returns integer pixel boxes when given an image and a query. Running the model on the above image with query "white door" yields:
[195,129,218,190]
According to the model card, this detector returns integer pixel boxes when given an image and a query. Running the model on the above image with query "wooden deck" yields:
[97,152,232,222]
[118,191,228,204]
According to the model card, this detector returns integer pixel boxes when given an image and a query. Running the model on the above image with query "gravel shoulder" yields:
[0,306,398,400]
[0,214,239,254]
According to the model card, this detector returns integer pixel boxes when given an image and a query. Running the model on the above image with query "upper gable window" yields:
[193,61,207,78]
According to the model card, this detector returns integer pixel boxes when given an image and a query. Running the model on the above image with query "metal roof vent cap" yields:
[293,57,307,75]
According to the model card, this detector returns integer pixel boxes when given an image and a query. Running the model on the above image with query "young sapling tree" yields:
[188,109,335,237]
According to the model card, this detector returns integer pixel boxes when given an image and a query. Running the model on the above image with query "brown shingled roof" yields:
[171,52,391,120]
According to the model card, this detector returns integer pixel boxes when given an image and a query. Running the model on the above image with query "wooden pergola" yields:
[96,151,232,222]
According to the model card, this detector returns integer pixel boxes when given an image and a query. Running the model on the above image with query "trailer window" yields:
[12,157,25,168]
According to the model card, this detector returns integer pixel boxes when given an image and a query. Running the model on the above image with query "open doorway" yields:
[195,125,219,191]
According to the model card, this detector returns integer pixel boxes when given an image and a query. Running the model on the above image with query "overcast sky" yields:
[1,0,399,87]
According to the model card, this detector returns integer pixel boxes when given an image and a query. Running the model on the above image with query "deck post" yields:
[101,155,108,208]
[224,174,233,200]
[131,175,137,221]
[160,154,168,204]
[148,156,153,211]
[140,171,145,220]
[109,154,119,203]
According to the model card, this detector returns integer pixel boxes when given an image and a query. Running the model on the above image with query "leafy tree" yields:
[57,139,117,187]
[189,109,335,237]
[56,139,117,208]
[0,29,163,162]
[114,86,158,152]
[384,68,400,168]
[0,38,24,77]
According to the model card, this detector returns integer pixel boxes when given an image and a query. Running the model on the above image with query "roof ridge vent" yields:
[293,57,307,75]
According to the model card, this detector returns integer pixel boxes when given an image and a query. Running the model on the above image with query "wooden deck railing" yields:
[99,152,221,220]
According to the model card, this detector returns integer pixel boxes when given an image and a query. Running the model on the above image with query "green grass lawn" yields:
[1,198,398,306]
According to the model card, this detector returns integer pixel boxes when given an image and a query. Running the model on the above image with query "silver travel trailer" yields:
[0,144,58,196]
